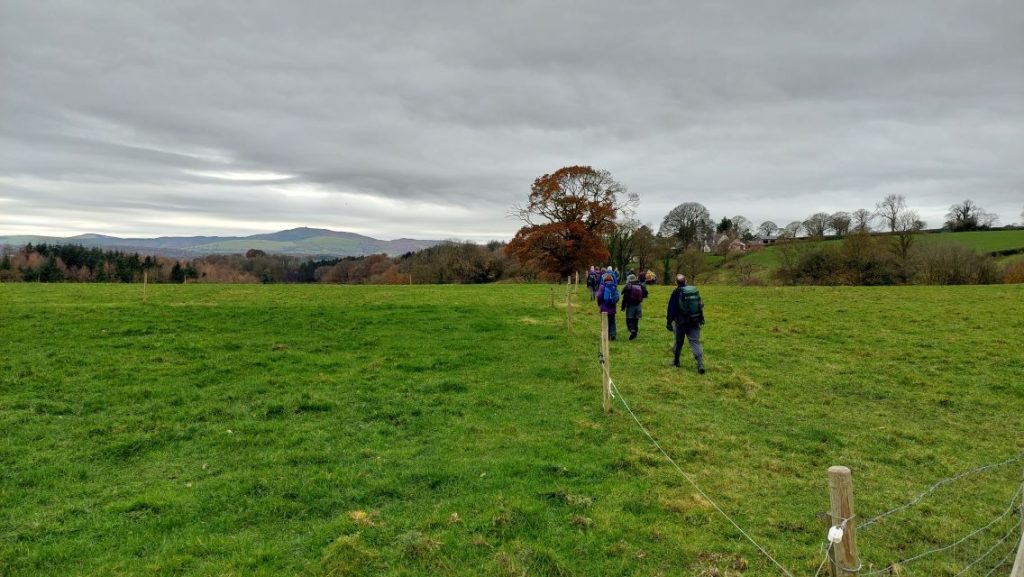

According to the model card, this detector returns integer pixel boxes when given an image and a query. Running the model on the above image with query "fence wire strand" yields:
[812,542,832,577]
[860,452,1024,531]
[860,484,1024,575]
[608,378,798,577]
[980,539,1020,577]
[952,520,1022,577]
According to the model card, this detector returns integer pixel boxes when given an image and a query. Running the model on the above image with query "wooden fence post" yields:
[601,312,611,413]
[828,466,860,576]
[143,270,149,303]
[1011,471,1024,577]
[550,286,555,308]
[1011,530,1024,577]
[566,277,573,334]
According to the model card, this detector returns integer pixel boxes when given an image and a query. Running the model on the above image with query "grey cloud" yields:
[1,0,1022,241]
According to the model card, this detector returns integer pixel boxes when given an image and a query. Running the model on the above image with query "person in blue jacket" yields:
[596,273,619,340]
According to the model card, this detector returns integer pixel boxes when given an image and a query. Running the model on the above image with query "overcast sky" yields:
[1,1,1022,241]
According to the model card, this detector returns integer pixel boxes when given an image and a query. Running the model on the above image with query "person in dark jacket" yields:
[586,266,600,300]
[666,274,705,373]
[620,273,649,340]
[596,273,619,340]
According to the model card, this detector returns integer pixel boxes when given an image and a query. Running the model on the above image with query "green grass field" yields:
[2,283,1023,576]
[736,229,1024,271]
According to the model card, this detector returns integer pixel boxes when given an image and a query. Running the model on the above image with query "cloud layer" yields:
[2,1,1022,240]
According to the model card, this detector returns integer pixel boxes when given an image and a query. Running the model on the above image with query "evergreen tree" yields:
[38,255,63,282]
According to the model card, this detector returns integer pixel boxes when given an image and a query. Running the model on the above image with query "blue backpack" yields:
[601,282,620,304]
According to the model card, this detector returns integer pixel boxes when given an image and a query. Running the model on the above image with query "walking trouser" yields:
[673,322,703,363]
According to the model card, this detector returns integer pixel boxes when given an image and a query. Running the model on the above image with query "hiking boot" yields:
[628,331,637,340]
[697,360,706,375]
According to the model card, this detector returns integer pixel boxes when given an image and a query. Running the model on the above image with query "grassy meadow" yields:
[1,283,1023,576]
[733,229,1024,270]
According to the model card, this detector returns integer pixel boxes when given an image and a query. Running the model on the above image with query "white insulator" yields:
[828,526,845,544]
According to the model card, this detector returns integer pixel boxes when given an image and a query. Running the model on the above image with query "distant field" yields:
[917,229,1024,253]
[736,229,1024,270]
[1,284,1022,576]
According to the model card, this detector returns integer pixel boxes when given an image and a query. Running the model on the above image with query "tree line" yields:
[2,170,1020,286]
[0,242,538,284]
[505,166,1022,285]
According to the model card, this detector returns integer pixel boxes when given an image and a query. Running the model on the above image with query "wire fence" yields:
[859,485,1022,575]
[859,452,1024,532]
[582,309,1024,577]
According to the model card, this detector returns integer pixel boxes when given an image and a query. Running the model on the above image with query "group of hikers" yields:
[585,265,706,374]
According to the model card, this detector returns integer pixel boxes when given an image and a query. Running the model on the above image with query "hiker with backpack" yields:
[586,266,600,301]
[620,273,648,340]
[596,273,620,340]
[605,265,619,285]
[666,273,706,373]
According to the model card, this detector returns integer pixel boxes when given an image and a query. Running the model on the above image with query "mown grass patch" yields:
[1,283,1022,576]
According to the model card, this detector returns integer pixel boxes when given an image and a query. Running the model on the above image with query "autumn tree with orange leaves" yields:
[507,166,637,278]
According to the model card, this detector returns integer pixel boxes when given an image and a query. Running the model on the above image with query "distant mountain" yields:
[0,227,442,258]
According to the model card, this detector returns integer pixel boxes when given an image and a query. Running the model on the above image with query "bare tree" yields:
[758,220,779,238]
[731,215,754,240]
[892,210,924,266]
[944,199,980,231]
[803,212,831,238]
[979,211,999,229]
[852,209,873,233]
[875,194,906,233]
[945,199,1001,231]
[781,221,804,238]
[829,212,852,236]
[659,202,713,250]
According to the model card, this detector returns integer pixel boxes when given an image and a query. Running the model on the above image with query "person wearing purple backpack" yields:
[596,273,620,340]
[620,273,648,340]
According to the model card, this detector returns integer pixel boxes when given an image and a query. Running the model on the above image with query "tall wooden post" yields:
[550,286,555,308]
[566,277,573,334]
[828,466,860,576]
[601,312,611,413]
[143,270,149,303]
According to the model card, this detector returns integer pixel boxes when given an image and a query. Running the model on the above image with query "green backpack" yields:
[678,285,704,324]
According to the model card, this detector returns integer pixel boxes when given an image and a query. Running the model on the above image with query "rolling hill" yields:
[0,227,441,258]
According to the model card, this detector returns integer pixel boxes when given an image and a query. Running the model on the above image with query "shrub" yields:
[910,244,1000,285]
[1004,260,1024,284]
